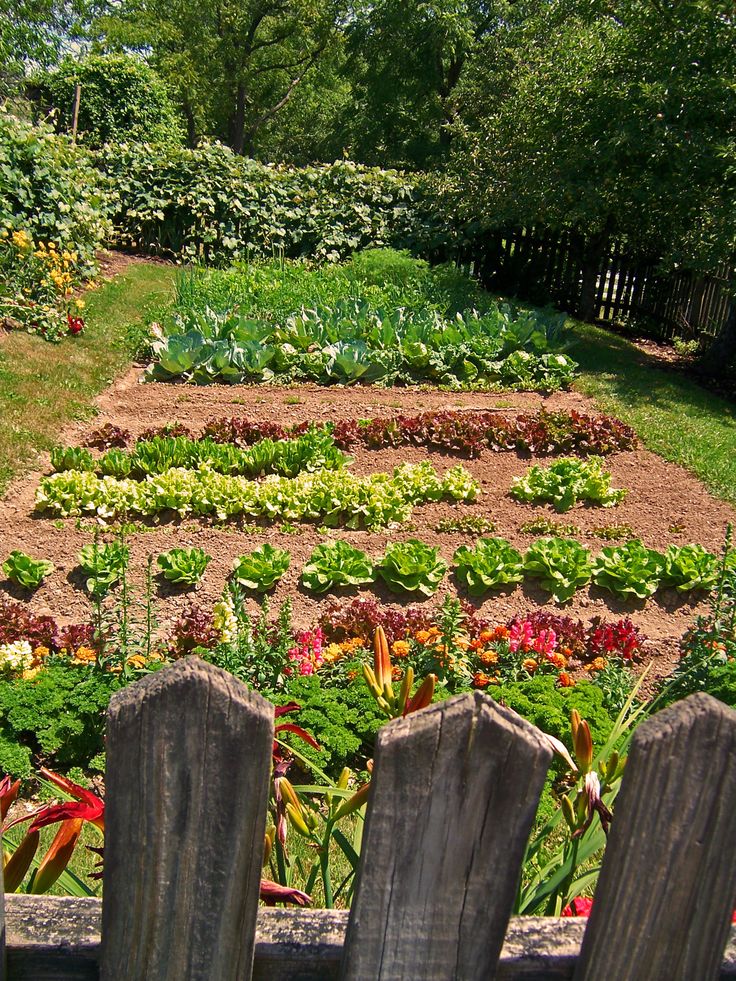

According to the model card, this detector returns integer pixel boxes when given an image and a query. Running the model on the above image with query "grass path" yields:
[0,260,176,496]
[572,322,736,507]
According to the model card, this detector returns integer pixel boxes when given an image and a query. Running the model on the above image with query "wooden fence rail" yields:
[1,657,735,980]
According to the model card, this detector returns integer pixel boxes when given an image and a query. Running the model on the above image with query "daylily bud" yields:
[278,778,303,817]
[397,666,414,716]
[362,664,382,698]
[570,709,581,745]
[3,831,39,892]
[286,802,311,837]
[337,767,350,790]
[333,781,370,821]
[561,795,576,831]
[573,718,593,772]
[383,680,396,708]
[263,828,274,867]
[374,626,391,690]
[31,818,83,894]
[603,751,619,783]
[405,673,436,715]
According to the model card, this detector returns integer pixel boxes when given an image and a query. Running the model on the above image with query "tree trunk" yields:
[228,82,247,155]
[578,230,609,322]
[700,297,736,377]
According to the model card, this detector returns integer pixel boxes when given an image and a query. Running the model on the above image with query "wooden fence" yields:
[1,657,736,980]
[469,227,734,342]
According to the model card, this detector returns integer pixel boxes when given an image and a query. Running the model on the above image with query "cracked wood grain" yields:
[100,657,273,981]
[575,693,736,981]
[340,691,552,981]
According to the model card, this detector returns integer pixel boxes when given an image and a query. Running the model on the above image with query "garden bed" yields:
[1,369,734,686]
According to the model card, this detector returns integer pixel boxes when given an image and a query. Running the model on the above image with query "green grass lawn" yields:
[571,322,736,507]
[0,261,176,496]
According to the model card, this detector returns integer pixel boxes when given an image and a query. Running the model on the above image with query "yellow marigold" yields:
[32,645,50,662]
[126,655,147,669]
[479,649,499,666]
[22,667,42,680]
[322,643,343,664]
[74,646,98,664]
[391,640,410,659]
[522,657,538,674]
[339,637,364,654]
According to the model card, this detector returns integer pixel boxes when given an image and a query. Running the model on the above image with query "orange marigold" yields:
[558,672,575,688]
[473,671,493,688]
[74,646,98,664]
[585,657,607,673]
[522,657,538,674]
[414,630,431,645]
[391,640,411,659]
[479,650,499,666]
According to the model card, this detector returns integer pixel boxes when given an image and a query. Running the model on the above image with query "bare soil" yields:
[1,368,734,685]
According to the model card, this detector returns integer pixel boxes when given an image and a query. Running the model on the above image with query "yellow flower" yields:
[391,640,410,659]
[126,654,147,669]
[32,645,50,664]
[322,643,343,664]
[75,298,85,310]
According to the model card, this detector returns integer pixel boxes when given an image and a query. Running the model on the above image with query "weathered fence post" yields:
[340,691,552,981]
[100,657,274,981]
[575,693,736,981]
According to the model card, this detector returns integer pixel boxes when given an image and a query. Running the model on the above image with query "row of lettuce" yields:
[4,535,727,607]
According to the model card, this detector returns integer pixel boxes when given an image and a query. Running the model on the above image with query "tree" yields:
[448,0,736,298]
[99,0,343,155]
[35,52,183,145]
[343,0,507,168]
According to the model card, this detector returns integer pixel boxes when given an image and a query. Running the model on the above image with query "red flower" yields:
[67,314,85,335]
[562,896,594,917]
[27,768,104,833]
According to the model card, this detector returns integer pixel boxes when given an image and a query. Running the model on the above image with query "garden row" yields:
[5,536,725,606]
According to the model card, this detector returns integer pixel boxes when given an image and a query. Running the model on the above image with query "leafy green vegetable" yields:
[376,539,448,596]
[51,446,95,474]
[591,540,665,599]
[453,537,523,595]
[157,547,212,587]
[231,545,291,592]
[2,551,54,590]
[661,544,719,593]
[511,457,626,512]
[523,537,593,603]
[78,541,129,598]
[301,540,375,593]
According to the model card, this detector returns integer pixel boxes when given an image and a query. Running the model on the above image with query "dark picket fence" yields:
[465,226,734,343]
[2,657,736,980]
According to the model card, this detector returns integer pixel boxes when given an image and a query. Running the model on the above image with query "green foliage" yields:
[156,547,211,586]
[376,539,448,596]
[231,545,291,593]
[0,664,120,775]
[0,113,109,273]
[51,446,95,473]
[77,540,129,598]
[492,676,615,767]
[591,541,665,600]
[301,541,375,594]
[98,144,440,262]
[37,54,184,148]
[523,537,593,603]
[146,258,576,389]
[2,551,54,590]
[274,668,386,776]
[36,462,478,529]
[590,659,637,716]
[207,592,294,690]
[661,544,720,593]
[435,514,496,535]
[449,0,736,272]
[453,537,523,595]
[520,517,581,538]
[511,457,626,512]
[346,248,430,287]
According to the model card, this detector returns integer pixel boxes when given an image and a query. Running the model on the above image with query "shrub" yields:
[37,53,183,147]
[0,663,120,774]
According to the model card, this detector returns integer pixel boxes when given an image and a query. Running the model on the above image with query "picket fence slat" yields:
[340,692,552,981]
[575,693,736,981]
[100,658,274,981]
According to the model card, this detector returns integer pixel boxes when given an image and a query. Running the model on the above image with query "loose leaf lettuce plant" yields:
[301,541,374,593]
[523,537,593,603]
[232,545,291,592]
[78,541,129,598]
[157,548,211,587]
[511,457,626,512]
[453,538,524,595]
[376,539,448,596]
[2,552,54,590]
[591,541,665,600]
[661,544,719,593]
